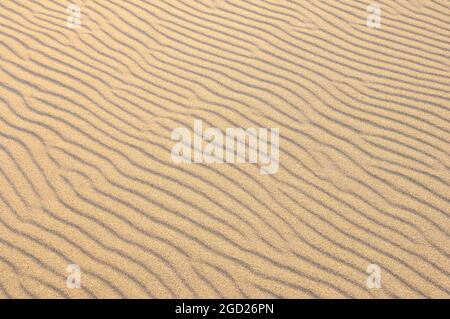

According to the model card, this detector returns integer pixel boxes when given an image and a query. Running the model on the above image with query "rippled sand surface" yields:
[0,0,449,298]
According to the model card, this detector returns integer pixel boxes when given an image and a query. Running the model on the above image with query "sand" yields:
[0,0,449,298]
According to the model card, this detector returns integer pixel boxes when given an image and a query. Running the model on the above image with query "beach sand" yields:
[0,0,449,298]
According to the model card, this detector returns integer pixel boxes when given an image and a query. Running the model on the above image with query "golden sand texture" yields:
[0,0,449,298]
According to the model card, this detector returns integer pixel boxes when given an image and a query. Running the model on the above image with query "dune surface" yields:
[0,0,449,298]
